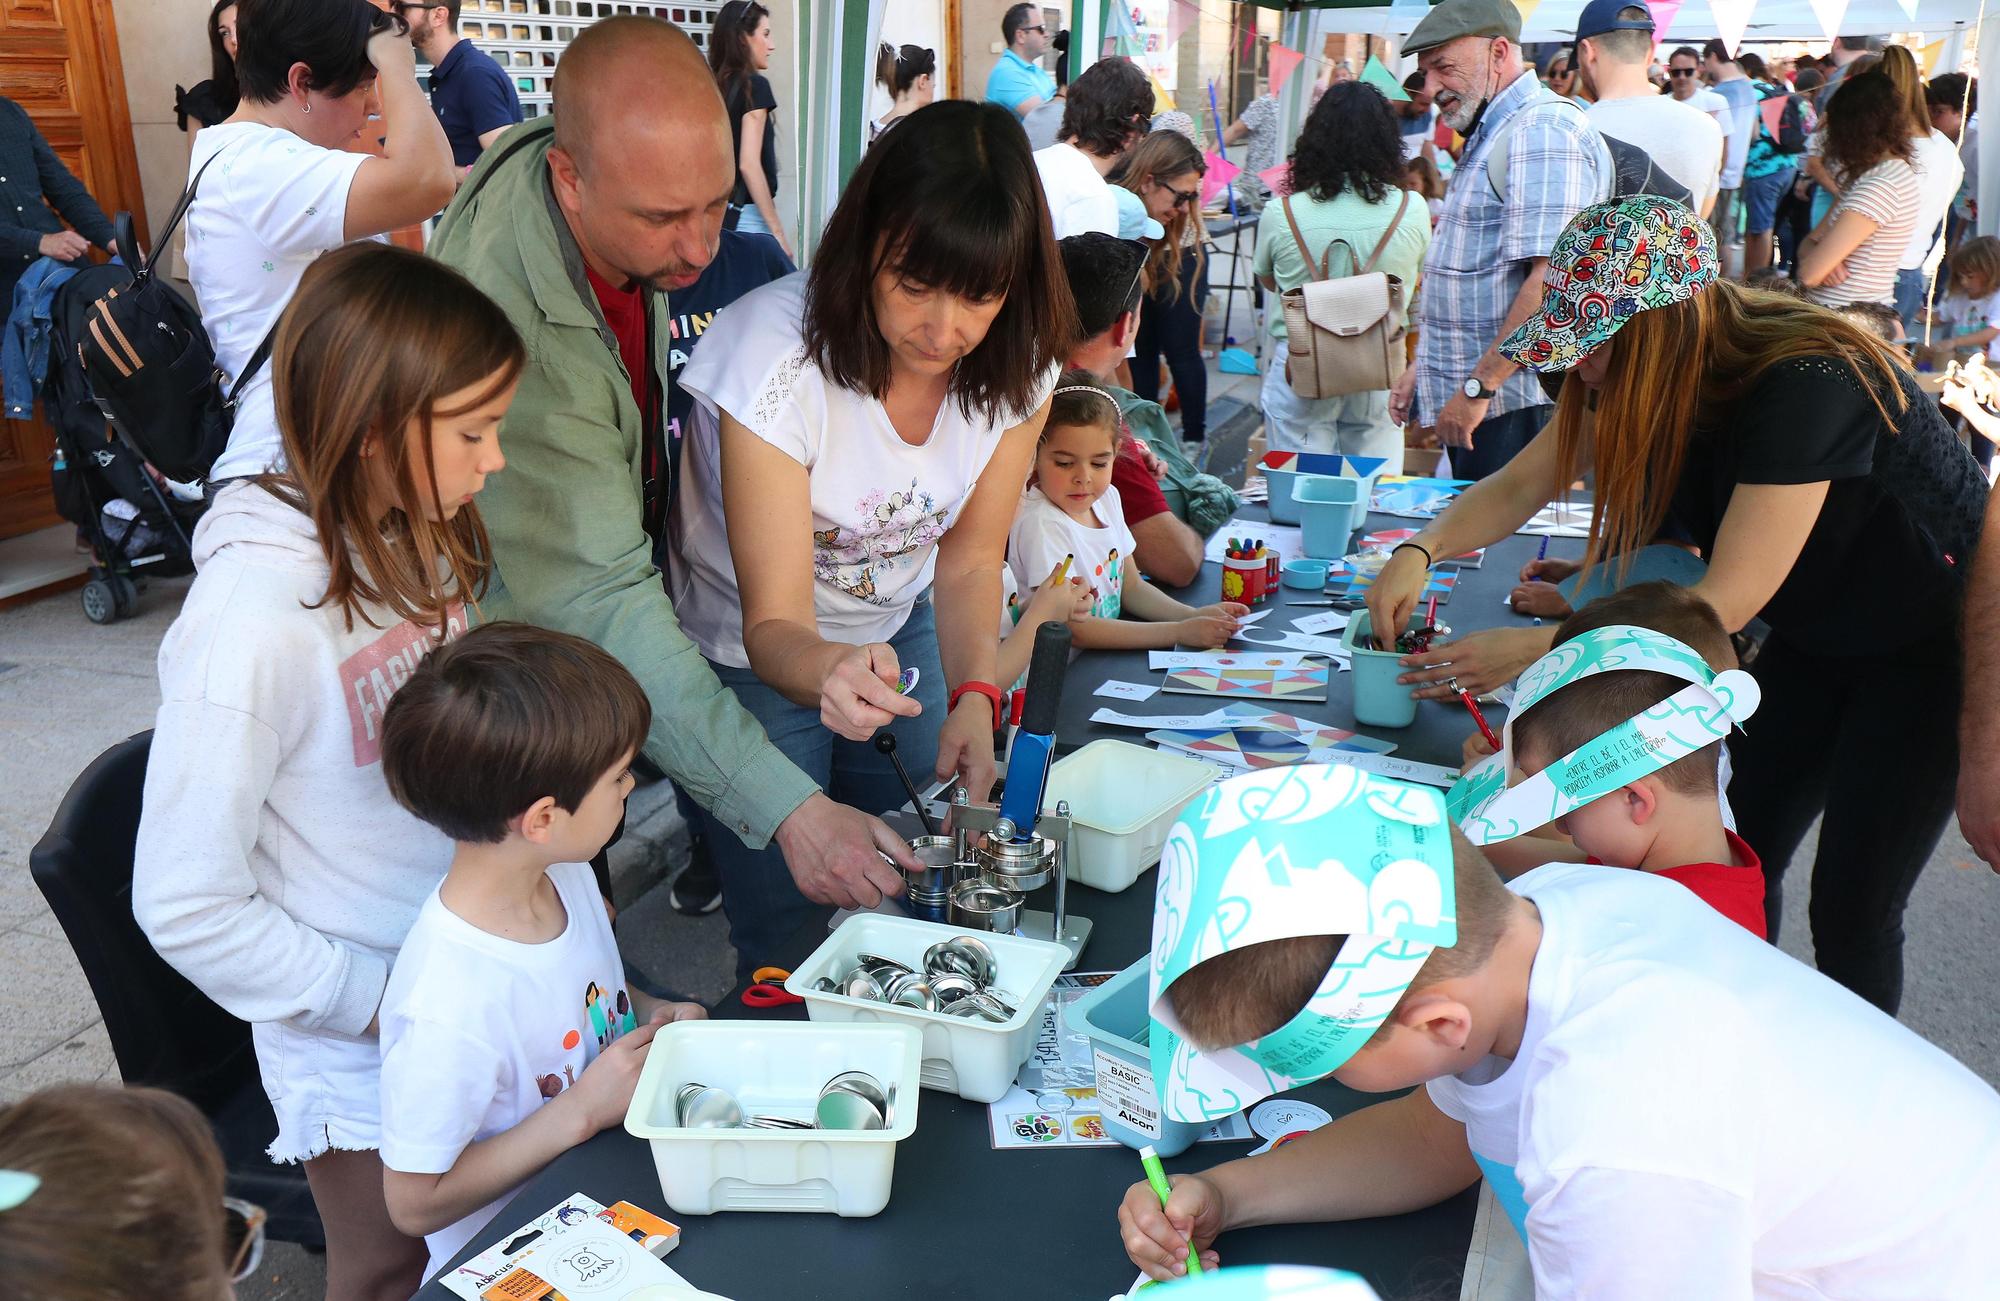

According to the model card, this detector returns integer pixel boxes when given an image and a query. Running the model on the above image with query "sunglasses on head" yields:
[224,1198,267,1284]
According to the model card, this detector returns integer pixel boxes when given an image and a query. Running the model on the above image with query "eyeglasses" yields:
[224,1197,268,1284]
[1156,180,1200,209]
[1668,67,1697,77]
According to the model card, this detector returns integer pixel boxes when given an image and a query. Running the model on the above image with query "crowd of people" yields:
[4,0,2000,1295]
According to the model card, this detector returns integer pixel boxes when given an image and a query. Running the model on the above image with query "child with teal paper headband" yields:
[1119,762,2000,1295]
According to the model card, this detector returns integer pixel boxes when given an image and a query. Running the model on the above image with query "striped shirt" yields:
[1808,157,1920,310]
[1413,74,1610,429]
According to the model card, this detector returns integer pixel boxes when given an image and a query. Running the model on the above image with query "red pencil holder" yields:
[1222,555,1272,605]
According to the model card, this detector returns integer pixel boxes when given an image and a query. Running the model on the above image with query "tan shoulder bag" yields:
[1279,189,1412,400]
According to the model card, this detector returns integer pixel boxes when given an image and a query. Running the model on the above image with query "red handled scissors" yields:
[740,966,804,1009]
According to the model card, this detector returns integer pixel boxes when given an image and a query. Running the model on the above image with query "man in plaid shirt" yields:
[1390,0,1611,479]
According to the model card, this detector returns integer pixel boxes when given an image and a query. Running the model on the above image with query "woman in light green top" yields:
[1254,81,1432,470]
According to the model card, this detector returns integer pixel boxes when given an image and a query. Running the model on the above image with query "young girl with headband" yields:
[1006,371,1245,649]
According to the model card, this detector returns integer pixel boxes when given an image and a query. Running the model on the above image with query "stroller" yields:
[39,262,205,624]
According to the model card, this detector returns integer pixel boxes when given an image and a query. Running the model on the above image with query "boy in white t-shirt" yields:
[1117,764,2000,1295]
[376,623,706,1278]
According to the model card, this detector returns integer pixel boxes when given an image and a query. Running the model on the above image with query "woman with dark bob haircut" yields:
[1254,81,1431,468]
[668,99,1076,965]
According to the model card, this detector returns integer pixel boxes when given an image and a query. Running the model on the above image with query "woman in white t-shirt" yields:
[186,0,454,484]
[670,100,1073,965]
[1032,56,1153,239]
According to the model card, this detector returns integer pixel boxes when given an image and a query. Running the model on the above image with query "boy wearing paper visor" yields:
[1118,763,2000,1295]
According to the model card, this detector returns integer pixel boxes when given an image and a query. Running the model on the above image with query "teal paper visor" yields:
[1148,765,1459,1124]
[1446,624,1761,844]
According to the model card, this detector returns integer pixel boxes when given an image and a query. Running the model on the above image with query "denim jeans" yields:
[1130,251,1209,443]
[1894,268,1928,340]
[694,601,947,977]
[1445,404,1551,481]
[732,203,772,237]
[1259,360,1404,471]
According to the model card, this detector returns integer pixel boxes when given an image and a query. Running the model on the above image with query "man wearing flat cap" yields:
[1389,0,1611,479]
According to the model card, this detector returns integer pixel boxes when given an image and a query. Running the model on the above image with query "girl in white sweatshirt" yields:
[134,242,521,1300]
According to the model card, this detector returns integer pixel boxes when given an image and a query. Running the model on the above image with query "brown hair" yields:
[268,242,522,634]
[1951,235,2000,289]
[1405,154,1446,201]
[1552,581,1736,670]
[803,100,1076,422]
[0,1085,232,1300]
[706,1,769,111]
[381,622,652,843]
[1168,827,1518,1050]
[1512,668,1722,795]
[1041,368,1121,451]
[1877,44,1933,136]
[1822,71,1917,181]
[1114,130,1208,305]
[1551,278,1906,582]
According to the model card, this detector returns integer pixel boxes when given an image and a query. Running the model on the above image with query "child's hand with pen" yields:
[1118,1169,1226,1281]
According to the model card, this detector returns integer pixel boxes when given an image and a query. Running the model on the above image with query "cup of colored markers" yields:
[1221,538,1273,606]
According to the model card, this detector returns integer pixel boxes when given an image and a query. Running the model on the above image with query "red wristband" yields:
[949,681,1006,730]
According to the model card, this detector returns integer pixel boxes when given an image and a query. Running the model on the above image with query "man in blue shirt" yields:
[984,4,1057,121]
[400,0,524,173]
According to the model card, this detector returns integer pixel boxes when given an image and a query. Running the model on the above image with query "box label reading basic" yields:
[1093,1048,1163,1141]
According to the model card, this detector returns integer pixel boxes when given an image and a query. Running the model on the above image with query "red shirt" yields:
[1592,832,1768,939]
[1111,437,1171,528]
[584,263,664,536]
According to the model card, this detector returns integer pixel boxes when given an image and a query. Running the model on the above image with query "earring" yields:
[302,101,311,114]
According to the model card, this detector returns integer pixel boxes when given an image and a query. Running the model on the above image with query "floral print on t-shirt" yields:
[813,477,950,605]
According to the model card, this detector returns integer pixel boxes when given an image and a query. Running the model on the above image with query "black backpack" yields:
[74,151,275,484]
[1485,99,1696,210]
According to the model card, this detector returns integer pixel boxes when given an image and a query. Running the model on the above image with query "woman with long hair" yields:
[186,0,455,483]
[709,1,790,256]
[1876,43,1966,334]
[175,0,241,131]
[1115,129,1210,458]
[1799,70,1922,308]
[667,101,1076,970]
[871,41,935,144]
[135,244,521,1299]
[1366,196,1987,1015]
[1254,82,1431,469]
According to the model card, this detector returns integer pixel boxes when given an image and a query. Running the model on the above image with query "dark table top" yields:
[416,506,1577,1301]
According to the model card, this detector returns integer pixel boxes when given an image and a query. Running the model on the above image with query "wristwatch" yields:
[1462,376,1499,401]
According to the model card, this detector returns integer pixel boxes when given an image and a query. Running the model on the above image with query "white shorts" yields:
[253,1019,383,1164]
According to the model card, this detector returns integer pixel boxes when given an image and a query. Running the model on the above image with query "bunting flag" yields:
[1361,53,1412,101]
[1707,0,1754,56]
[1166,0,1198,49]
[1243,25,1258,61]
[1921,36,1948,71]
[1201,152,1242,206]
[1807,0,1849,42]
[1896,0,1921,18]
[1151,72,1178,112]
[1514,0,1545,28]
[1760,94,1788,137]
[1259,162,1294,195]
[1268,43,1306,96]
[1645,0,1684,39]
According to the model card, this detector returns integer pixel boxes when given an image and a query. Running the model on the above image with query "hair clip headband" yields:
[0,1170,40,1212]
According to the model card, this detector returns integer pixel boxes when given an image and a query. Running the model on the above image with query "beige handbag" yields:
[1279,189,1412,400]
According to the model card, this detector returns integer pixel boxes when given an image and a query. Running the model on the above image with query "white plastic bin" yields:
[1044,740,1218,892]
[624,1020,921,1217]
[784,914,1068,1103]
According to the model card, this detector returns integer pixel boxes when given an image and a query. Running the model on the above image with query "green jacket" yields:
[430,119,814,847]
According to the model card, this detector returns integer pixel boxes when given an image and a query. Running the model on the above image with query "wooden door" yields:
[0,0,146,541]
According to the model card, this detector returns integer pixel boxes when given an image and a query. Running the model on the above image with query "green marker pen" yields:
[1138,1143,1202,1277]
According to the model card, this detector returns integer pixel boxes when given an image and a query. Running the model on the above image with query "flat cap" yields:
[1404,0,1523,56]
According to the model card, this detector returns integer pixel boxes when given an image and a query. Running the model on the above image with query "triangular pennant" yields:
[1151,73,1177,113]
[1268,43,1306,97]
[1896,0,1919,17]
[1760,94,1787,137]
[1806,0,1848,42]
[1707,0,1754,56]
[1258,162,1293,195]
[1244,25,1258,61]
[1201,152,1242,206]
[1514,0,1544,28]
[1361,53,1411,101]
[1645,0,1683,38]
[1921,37,1948,73]
[1165,0,1197,49]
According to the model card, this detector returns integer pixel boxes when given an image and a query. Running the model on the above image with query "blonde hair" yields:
[1114,131,1208,305]
[0,1085,232,1300]
[1877,44,1933,136]
[267,242,523,634]
[1551,280,1907,582]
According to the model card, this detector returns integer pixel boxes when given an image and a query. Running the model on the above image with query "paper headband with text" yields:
[1148,765,1459,1124]
[1445,624,1760,846]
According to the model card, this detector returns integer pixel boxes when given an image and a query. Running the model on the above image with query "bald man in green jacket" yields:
[431,18,915,963]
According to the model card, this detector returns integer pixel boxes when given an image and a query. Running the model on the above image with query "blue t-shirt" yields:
[428,39,523,167]
[984,50,1055,120]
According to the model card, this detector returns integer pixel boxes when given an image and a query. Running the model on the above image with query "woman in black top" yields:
[174,0,240,132]
[709,1,789,258]
[1368,196,1987,1014]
